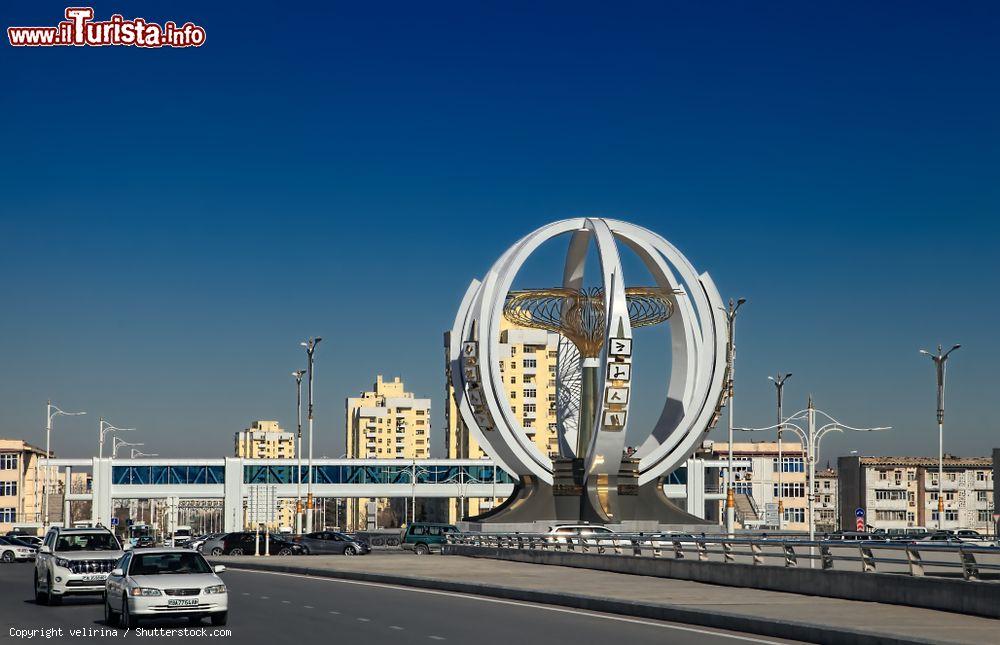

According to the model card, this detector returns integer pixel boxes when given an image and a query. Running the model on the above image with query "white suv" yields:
[34,527,124,605]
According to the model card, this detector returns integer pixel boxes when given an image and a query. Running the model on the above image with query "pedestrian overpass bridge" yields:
[41,456,724,531]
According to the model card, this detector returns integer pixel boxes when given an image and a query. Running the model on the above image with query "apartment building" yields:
[0,438,50,533]
[814,467,839,533]
[346,375,431,529]
[708,440,809,531]
[234,421,295,530]
[444,319,562,523]
[838,455,995,533]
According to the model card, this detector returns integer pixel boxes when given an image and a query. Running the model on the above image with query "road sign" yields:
[856,518,865,531]
[110,517,119,526]
[855,507,865,518]
[764,502,780,526]
[993,513,999,522]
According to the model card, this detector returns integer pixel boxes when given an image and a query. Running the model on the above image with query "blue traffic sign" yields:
[855,508,865,518]
[110,517,119,526]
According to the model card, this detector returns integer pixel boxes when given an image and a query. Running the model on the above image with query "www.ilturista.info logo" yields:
[8,7,206,48]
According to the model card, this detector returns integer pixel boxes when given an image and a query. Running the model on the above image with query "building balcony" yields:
[871,498,909,511]
[523,409,537,419]
[365,431,377,439]
[973,479,993,490]
[872,478,909,489]
[926,480,960,492]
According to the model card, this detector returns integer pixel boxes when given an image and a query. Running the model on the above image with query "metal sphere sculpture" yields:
[448,218,727,524]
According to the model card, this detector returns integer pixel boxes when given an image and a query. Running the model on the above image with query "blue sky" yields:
[1,1,997,462]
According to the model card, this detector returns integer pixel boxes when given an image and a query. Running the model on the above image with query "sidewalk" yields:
[212,552,999,644]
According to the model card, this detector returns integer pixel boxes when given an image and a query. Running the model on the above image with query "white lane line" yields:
[329,610,340,615]
[231,569,784,644]
[281,600,291,604]
[429,636,445,641]
[241,592,250,596]
[304,605,314,609]
[357,617,371,622]
[389,626,404,630]
[259,595,269,599]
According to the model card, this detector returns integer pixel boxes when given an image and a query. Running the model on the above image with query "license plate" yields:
[167,598,199,607]
[81,574,107,582]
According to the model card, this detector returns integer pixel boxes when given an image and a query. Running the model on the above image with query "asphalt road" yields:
[0,559,799,644]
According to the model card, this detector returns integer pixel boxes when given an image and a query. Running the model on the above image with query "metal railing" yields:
[445,532,1000,582]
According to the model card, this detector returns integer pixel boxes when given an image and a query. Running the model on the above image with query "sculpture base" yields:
[466,458,711,527]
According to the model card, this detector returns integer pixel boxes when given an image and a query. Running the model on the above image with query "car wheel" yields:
[211,547,223,556]
[1,550,14,563]
[104,595,118,626]
[33,573,45,604]
[120,595,134,628]
[229,548,244,556]
[344,545,358,556]
[277,548,292,556]
[414,543,429,555]
[211,612,228,626]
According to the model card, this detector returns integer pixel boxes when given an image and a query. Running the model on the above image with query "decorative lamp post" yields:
[920,344,960,531]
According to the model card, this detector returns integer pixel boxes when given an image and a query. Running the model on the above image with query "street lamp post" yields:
[768,373,792,530]
[920,344,960,531]
[722,298,746,537]
[99,418,135,459]
[112,437,142,458]
[292,369,306,534]
[301,338,322,533]
[43,401,85,527]
[130,449,158,458]
[738,400,889,565]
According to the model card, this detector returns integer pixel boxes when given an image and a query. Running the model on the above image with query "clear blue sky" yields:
[1,1,997,462]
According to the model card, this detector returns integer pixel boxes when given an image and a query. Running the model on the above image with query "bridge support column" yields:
[686,458,706,519]
[93,458,113,528]
[224,458,243,532]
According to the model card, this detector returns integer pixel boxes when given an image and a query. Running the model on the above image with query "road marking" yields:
[357,617,371,622]
[281,600,291,604]
[429,636,445,641]
[390,626,404,630]
[329,610,340,615]
[241,592,250,596]
[231,569,784,644]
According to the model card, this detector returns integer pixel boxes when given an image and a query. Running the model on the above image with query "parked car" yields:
[544,524,617,546]
[34,526,124,605]
[0,535,37,562]
[6,533,42,547]
[200,534,229,556]
[400,523,460,554]
[104,548,228,627]
[293,531,370,555]
[187,533,222,553]
[220,532,304,556]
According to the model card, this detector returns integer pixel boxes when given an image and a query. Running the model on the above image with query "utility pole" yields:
[99,418,134,459]
[722,298,746,537]
[301,338,322,533]
[769,373,792,530]
[920,344,960,531]
[292,369,306,534]
[44,401,85,528]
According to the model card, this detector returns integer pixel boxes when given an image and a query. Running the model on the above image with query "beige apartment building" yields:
[838,455,994,533]
[346,376,431,529]
[0,438,50,533]
[444,319,562,523]
[814,467,839,533]
[708,440,809,531]
[235,421,295,530]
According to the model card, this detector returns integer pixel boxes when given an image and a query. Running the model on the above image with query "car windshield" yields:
[130,552,213,575]
[55,533,119,552]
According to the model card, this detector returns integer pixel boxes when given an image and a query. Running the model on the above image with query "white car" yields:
[104,548,228,627]
[34,527,124,605]
[544,524,617,546]
[0,536,37,562]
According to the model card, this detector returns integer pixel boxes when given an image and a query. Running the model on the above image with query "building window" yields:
[523,359,537,368]
[773,483,805,497]
[773,457,804,473]
[0,481,16,496]
[979,510,992,523]
[524,389,537,398]
[978,491,988,502]
[510,347,517,355]
[0,454,17,469]
[524,404,536,413]
[510,376,516,384]
[783,508,805,523]
[946,492,955,501]
[548,351,558,358]
[875,510,907,522]
[875,490,906,501]
[945,510,959,522]
[977,471,989,481]
[878,470,888,480]
[0,508,15,522]
[510,391,517,399]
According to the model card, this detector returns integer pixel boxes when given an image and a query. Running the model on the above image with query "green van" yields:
[399,522,460,554]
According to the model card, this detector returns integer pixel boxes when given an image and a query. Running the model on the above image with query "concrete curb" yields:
[215,558,940,645]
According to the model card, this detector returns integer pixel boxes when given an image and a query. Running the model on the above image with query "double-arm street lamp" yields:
[130,449,158,458]
[112,437,143,458]
[292,369,307,534]
[722,297,746,537]
[43,401,85,527]
[737,398,889,545]
[920,344,960,531]
[768,373,792,529]
[301,338,322,533]
[99,418,135,459]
